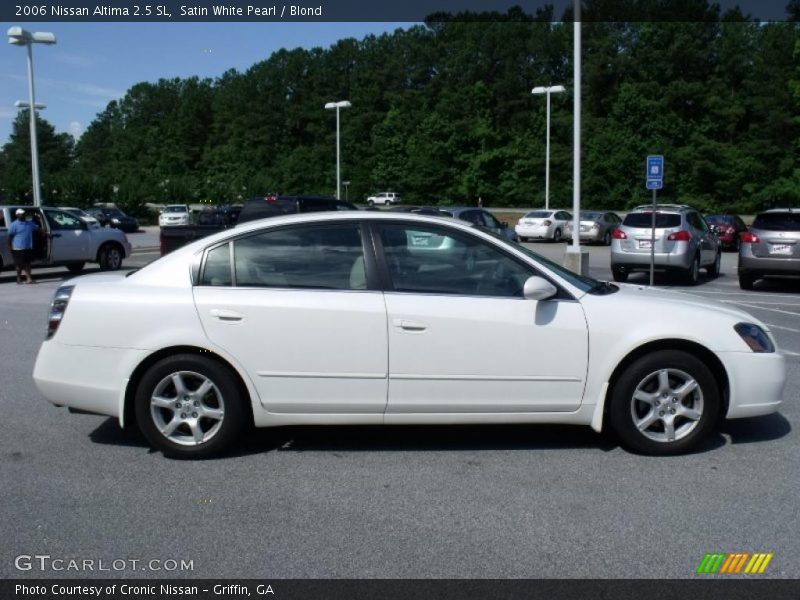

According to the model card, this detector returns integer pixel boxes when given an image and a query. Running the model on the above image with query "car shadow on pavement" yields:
[621,271,725,288]
[719,413,792,445]
[749,278,800,293]
[88,415,789,459]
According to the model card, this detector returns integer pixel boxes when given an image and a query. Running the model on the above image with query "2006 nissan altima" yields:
[33,212,786,458]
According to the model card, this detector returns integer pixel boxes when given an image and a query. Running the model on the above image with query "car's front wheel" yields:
[135,354,247,459]
[98,243,123,271]
[707,251,721,278]
[609,350,719,455]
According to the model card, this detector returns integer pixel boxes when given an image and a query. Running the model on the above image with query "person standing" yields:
[7,208,40,284]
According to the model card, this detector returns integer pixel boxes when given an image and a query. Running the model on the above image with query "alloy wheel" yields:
[629,368,704,443]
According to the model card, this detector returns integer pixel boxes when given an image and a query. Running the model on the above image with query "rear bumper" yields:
[611,250,693,271]
[566,230,603,242]
[738,252,800,276]
[33,341,146,419]
[722,351,786,419]
[516,224,554,239]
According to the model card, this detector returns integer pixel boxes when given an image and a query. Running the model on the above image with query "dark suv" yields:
[738,208,800,289]
[238,195,357,224]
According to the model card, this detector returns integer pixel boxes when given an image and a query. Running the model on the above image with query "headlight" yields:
[112,218,120,224]
[734,323,775,353]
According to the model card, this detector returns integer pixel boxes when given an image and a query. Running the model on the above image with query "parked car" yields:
[439,207,519,242]
[86,207,139,233]
[705,214,748,251]
[611,204,721,285]
[196,205,242,226]
[159,195,357,255]
[33,212,785,458]
[0,205,131,274]
[565,211,622,246]
[515,209,572,242]
[159,204,191,227]
[738,208,800,290]
[367,192,401,206]
[57,206,101,229]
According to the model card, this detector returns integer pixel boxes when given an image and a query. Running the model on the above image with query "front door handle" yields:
[393,319,428,332]
[210,309,244,322]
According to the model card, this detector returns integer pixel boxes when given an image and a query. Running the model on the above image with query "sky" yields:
[0,22,415,145]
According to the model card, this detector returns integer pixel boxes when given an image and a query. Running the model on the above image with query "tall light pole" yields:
[324,100,351,199]
[531,85,565,211]
[8,27,56,208]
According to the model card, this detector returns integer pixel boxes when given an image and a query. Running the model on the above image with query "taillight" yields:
[612,228,627,239]
[543,219,552,226]
[725,226,735,234]
[668,230,692,242]
[741,231,760,244]
[46,286,74,340]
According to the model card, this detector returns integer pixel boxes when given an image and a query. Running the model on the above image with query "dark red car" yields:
[705,214,748,251]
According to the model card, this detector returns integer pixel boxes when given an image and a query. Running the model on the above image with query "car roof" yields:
[761,208,798,213]
[632,203,694,212]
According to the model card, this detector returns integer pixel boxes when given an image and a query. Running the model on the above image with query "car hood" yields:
[601,283,766,327]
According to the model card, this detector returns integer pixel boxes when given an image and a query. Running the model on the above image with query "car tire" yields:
[553,228,562,243]
[135,353,247,459]
[707,251,721,278]
[66,262,85,274]
[98,243,123,271]
[685,255,700,285]
[609,350,719,455]
[368,200,374,207]
[603,231,612,246]
[739,273,755,290]
[611,266,628,282]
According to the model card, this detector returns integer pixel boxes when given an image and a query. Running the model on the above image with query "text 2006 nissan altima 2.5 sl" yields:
[33,212,786,458]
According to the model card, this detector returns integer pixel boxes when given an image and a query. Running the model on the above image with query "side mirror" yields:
[523,276,557,301]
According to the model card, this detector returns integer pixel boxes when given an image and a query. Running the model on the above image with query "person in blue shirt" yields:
[7,208,40,284]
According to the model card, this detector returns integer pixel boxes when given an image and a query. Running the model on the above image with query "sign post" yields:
[645,155,663,286]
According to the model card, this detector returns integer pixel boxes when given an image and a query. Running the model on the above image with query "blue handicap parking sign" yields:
[646,155,663,189]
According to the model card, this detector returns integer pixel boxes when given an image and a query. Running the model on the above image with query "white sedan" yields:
[34,212,786,458]
[515,209,572,242]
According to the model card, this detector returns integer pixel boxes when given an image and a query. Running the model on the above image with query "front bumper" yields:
[722,350,786,419]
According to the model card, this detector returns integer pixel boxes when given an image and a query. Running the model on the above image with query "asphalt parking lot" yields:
[0,239,797,579]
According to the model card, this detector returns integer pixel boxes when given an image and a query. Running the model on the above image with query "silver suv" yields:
[738,208,800,290]
[610,204,721,285]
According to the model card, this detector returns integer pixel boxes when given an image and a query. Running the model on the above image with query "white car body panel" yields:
[32,212,785,441]
[194,287,388,414]
[383,293,587,413]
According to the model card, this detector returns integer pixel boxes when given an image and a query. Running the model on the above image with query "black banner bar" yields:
[3,579,800,600]
[2,0,795,22]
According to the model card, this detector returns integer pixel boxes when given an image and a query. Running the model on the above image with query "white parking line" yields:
[782,350,800,357]
[721,301,800,318]
[766,323,800,334]
[688,290,800,300]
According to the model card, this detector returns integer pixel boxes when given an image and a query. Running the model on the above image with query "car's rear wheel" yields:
[603,231,612,246]
[135,354,246,459]
[739,272,755,290]
[98,243,123,271]
[611,266,628,282]
[685,255,700,285]
[553,228,562,242]
[368,200,374,207]
[66,262,85,274]
[707,251,721,278]
[609,350,719,455]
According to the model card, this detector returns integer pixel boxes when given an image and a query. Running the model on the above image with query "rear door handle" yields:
[393,319,428,332]
[209,309,244,322]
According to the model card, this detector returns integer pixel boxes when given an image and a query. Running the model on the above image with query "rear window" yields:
[524,211,551,218]
[705,215,733,226]
[623,213,681,228]
[752,212,800,231]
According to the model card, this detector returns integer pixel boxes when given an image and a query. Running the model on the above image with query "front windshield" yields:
[106,209,125,217]
[165,205,188,213]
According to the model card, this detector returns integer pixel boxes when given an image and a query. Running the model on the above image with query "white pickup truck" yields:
[0,205,132,274]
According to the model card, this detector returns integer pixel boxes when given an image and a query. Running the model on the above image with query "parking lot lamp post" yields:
[8,27,57,208]
[531,85,565,211]
[324,100,351,199]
